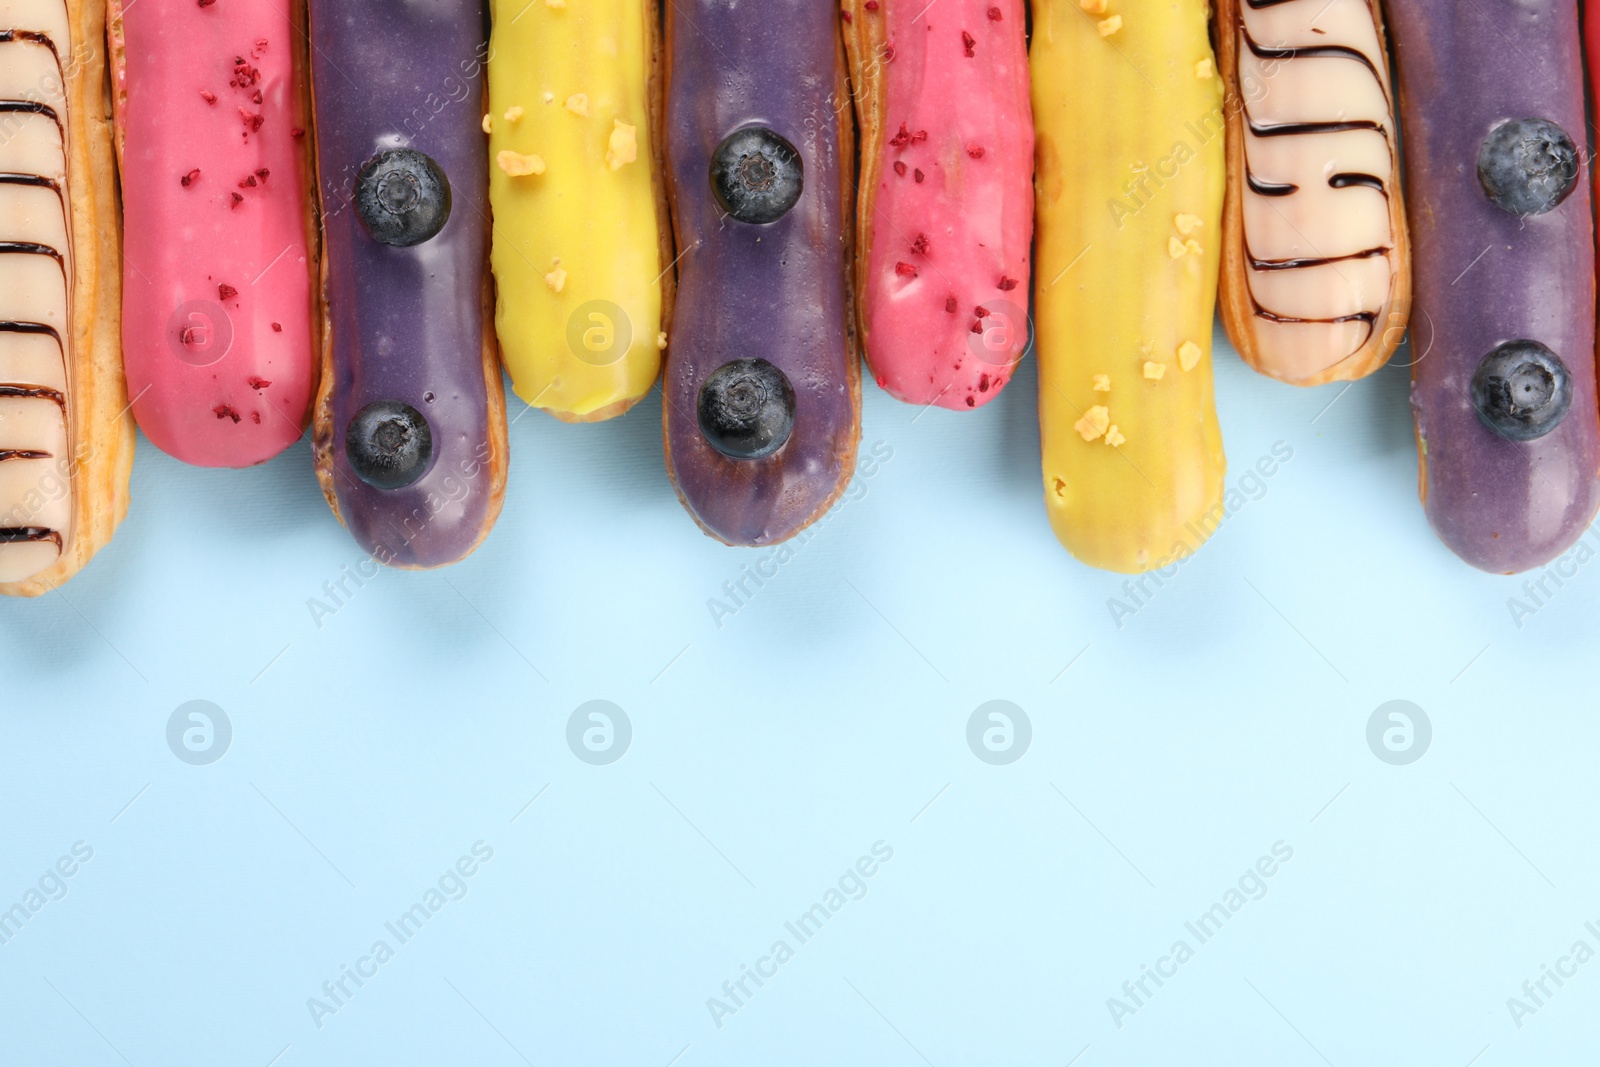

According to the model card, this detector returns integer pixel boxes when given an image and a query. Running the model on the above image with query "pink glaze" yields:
[113,0,314,467]
[862,0,1034,410]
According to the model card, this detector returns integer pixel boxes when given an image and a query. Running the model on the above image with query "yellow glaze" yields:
[1031,0,1227,574]
[487,0,663,421]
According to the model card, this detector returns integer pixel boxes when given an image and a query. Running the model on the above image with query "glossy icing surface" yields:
[663,0,858,546]
[309,0,498,568]
[0,1,73,583]
[114,0,314,467]
[487,0,663,421]
[1032,0,1227,574]
[1228,0,1404,384]
[857,0,1033,409]
[1390,0,1599,573]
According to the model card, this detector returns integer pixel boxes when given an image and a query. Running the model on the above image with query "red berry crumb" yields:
[214,404,241,423]
[945,296,958,314]
[199,90,216,104]
[256,168,269,181]
[914,169,925,183]
[218,283,238,300]
[841,9,851,22]
[271,322,283,332]
[251,412,262,424]
[248,377,271,390]
[975,306,990,318]
[967,145,985,159]
[970,321,983,334]
[180,168,200,187]
[911,233,929,255]
[290,127,305,138]
[230,192,244,208]
[966,395,976,408]
[893,161,907,177]
[911,129,928,143]
[881,42,895,62]
[998,276,1018,291]
[866,0,878,8]
[895,262,918,278]
[988,6,1002,20]
[197,0,215,7]
[890,122,911,148]
[962,31,976,57]
[979,373,991,392]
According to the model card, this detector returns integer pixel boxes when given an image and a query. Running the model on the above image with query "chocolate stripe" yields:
[1242,26,1381,80]
[1248,244,1391,271]
[0,449,50,461]
[0,526,62,549]
[0,240,62,264]
[0,172,59,192]
[0,320,62,342]
[0,383,66,409]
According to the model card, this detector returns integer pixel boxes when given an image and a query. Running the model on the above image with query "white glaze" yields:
[0,0,73,583]
[1236,0,1397,380]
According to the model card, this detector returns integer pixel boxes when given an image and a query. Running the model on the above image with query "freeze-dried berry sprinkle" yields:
[271,322,282,332]
[895,261,918,278]
[970,321,983,334]
[998,277,1018,290]
[945,297,958,313]
[881,42,895,61]
[893,161,907,177]
[967,146,985,159]
[179,168,200,187]
[197,0,215,7]
[865,0,878,8]
[248,377,271,390]
[914,169,924,183]
[975,306,990,318]
[214,404,241,423]
[962,31,976,56]
[911,233,929,255]
[911,129,927,143]
[889,123,911,148]
[251,412,261,424]
[218,283,238,300]
[979,374,990,392]
[230,192,244,207]
[199,90,216,104]
[238,176,257,188]
[988,6,1002,19]
[256,168,269,181]
[966,395,976,408]
[841,8,851,21]
[290,127,305,138]
[252,90,262,104]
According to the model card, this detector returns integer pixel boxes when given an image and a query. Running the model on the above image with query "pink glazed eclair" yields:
[109,0,316,467]
[844,0,1034,410]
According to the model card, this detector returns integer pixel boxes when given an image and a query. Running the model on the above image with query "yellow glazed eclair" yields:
[0,0,133,597]
[1031,0,1227,574]
[486,0,670,423]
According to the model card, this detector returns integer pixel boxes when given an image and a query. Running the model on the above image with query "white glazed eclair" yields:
[0,0,133,596]
[1217,0,1410,386]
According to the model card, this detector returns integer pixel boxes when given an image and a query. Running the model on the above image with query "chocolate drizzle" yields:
[0,527,62,549]
[0,20,71,570]
[1235,0,1397,360]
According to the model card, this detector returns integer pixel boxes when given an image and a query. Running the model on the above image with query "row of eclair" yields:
[0,0,1592,598]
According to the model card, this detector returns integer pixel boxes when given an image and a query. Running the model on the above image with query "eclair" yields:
[844,0,1034,409]
[1216,0,1410,386]
[1031,0,1227,574]
[0,0,134,597]
[109,0,317,466]
[307,0,507,568]
[1390,0,1599,573]
[486,0,671,423]
[662,0,859,546]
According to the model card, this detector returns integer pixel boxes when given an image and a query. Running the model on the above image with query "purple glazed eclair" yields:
[1389,0,1599,574]
[306,0,507,568]
[662,0,860,546]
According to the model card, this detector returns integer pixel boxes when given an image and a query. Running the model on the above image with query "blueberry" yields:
[346,400,433,488]
[1477,118,1579,216]
[697,358,796,459]
[355,149,451,246]
[1470,340,1573,441]
[710,127,803,225]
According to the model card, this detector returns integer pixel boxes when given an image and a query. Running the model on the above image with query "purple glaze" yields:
[664,0,859,546]
[308,0,499,567]
[1389,0,1599,573]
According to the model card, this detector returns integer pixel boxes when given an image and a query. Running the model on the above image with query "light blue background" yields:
[3,322,1596,1066]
